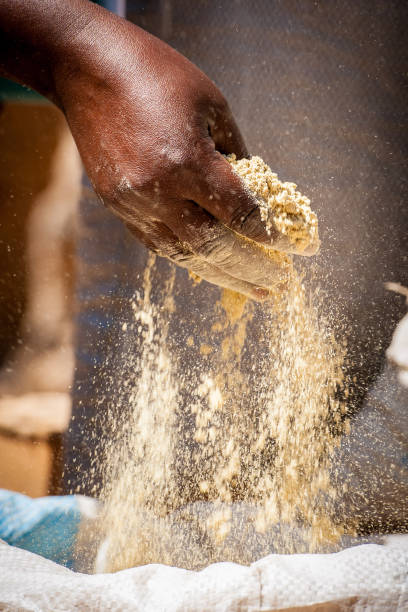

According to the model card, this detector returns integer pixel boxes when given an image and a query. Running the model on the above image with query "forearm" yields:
[0,0,118,105]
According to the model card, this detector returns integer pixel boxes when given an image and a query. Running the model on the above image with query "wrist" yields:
[0,0,121,106]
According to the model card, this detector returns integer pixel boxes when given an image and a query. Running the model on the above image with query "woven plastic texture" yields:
[0,539,407,611]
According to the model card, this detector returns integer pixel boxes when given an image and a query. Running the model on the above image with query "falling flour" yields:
[98,158,352,572]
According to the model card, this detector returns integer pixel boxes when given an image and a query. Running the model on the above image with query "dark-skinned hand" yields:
[0,0,306,299]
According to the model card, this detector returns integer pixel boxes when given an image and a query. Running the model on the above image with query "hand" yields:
[0,0,294,299]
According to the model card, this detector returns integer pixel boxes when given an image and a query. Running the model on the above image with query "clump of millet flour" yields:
[98,159,351,572]
[227,153,320,254]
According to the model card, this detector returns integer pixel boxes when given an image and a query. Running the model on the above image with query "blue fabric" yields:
[0,490,81,568]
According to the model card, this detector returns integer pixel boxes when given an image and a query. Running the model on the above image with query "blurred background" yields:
[0,0,406,499]
[0,89,80,496]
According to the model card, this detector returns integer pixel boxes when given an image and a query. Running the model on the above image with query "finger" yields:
[127,219,273,301]
[187,150,298,251]
[175,253,271,301]
[164,199,293,290]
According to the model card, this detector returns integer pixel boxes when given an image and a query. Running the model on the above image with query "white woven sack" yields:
[0,539,407,611]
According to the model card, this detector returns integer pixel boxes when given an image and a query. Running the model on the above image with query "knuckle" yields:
[116,172,154,197]
[157,141,192,174]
